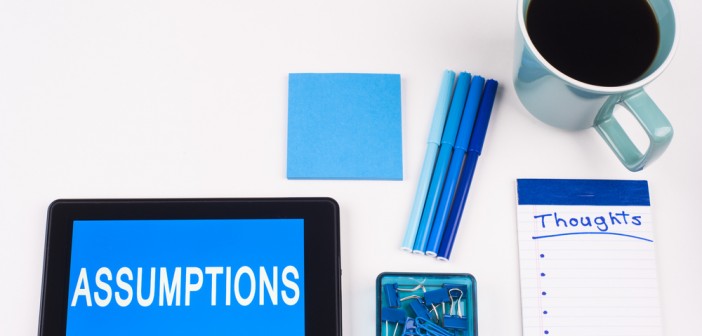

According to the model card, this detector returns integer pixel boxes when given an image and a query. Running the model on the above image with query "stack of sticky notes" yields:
[287,73,403,180]
[401,70,499,260]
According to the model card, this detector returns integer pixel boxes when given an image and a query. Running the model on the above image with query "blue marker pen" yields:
[425,76,485,256]
[412,72,471,254]
[402,70,456,251]
[437,79,499,261]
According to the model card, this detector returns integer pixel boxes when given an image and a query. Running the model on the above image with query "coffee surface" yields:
[526,0,659,87]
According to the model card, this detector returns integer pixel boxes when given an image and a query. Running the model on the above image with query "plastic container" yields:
[376,272,477,336]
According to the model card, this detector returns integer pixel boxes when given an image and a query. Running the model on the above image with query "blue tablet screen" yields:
[65,219,305,335]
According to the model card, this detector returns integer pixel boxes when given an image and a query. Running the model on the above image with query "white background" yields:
[1,0,700,335]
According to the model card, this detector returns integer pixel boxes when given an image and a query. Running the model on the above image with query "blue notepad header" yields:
[517,179,650,206]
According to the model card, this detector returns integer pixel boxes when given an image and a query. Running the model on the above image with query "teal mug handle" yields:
[594,90,673,171]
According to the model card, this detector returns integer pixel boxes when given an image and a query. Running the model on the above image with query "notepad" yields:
[515,179,662,336]
[287,73,403,180]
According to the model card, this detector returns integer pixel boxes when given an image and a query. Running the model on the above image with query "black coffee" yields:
[526,0,659,87]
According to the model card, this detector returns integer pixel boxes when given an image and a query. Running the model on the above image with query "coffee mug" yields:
[513,0,677,171]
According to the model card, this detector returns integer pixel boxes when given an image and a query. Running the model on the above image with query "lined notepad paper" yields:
[516,179,662,336]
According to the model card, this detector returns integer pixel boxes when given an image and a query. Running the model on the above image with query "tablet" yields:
[39,198,342,335]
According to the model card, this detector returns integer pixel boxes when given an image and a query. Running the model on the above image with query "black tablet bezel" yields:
[38,198,341,336]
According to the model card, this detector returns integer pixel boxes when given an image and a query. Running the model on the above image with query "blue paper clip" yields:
[382,307,407,336]
[408,298,431,321]
[443,315,468,330]
[384,283,400,308]
[424,288,450,306]
[402,317,419,336]
[423,288,450,320]
[443,283,468,298]
[415,317,453,336]
[444,286,468,330]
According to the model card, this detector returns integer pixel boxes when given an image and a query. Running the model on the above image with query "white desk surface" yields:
[1,1,700,334]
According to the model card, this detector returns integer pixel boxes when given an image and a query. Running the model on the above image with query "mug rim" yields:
[517,0,678,94]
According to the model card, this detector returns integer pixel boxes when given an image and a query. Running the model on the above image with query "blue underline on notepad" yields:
[532,232,653,242]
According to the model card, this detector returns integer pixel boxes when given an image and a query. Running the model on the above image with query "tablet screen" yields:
[66,218,305,335]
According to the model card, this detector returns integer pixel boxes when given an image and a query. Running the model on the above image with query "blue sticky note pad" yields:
[287,73,403,180]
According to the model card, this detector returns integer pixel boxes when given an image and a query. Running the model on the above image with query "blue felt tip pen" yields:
[412,72,471,254]
[425,75,485,256]
[437,79,499,261]
[401,70,456,251]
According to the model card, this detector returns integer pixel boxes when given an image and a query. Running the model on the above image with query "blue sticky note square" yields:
[287,73,403,180]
